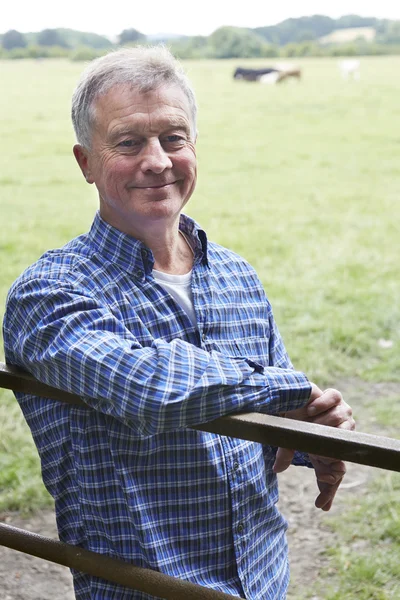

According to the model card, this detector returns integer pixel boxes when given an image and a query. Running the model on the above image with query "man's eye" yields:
[164,135,185,144]
[118,140,135,147]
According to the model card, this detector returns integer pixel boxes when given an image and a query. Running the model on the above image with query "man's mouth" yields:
[134,181,177,189]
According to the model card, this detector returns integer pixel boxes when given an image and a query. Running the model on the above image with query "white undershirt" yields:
[153,268,197,328]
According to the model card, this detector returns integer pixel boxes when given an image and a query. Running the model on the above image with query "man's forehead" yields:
[95,84,189,114]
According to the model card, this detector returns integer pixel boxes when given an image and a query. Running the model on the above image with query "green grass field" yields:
[1,56,400,597]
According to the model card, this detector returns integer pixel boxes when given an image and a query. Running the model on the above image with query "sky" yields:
[2,0,400,39]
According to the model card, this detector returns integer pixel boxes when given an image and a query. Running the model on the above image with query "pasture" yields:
[1,56,400,598]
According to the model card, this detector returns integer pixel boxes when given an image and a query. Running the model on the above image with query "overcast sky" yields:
[2,0,400,38]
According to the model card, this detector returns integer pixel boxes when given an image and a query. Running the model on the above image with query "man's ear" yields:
[73,144,94,184]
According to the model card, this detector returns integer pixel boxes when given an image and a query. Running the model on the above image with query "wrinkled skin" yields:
[73,84,197,253]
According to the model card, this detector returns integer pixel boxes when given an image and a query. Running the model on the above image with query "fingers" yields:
[278,385,355,512]
[273,447,295,473]
[286,386,355,432]
[315,480,342,511]
[307,388,355,430]
[310,456,347,479]
[307,388,342,417]
[309,382,324,402]
[338,416,356,430]
[286,383,339,421]
[310,455,346,511]
[311,404,354,428]
[315,468,345,510]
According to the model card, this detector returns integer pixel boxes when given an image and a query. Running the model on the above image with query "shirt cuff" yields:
[260,368,312,414]
[291,451,313,468]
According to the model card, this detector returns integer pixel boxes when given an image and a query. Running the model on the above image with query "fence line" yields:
[0,522,234,599]
[1,360,400,599]
[1,362,400,472]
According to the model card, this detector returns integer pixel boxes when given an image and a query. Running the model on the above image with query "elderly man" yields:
[3,47,354,599]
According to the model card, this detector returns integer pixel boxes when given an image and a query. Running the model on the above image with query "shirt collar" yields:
[87,212,208,278]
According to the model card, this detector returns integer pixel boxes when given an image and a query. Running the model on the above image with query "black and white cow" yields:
[233,67,279,82]
[233,65,302,84]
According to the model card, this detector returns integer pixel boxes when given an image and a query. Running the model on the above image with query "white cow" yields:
[259,71,281,84]
[339,59,360,80]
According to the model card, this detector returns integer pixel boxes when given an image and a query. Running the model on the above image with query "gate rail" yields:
[1,361,400,598]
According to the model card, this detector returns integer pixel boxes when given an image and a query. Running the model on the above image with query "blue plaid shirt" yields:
[3,212,311,599]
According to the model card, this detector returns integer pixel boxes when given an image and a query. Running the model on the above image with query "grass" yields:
[0,55,400,592]
[314,470,400,600]
[291,393,400,600]
[1,57,400,382]
[0,389,53,513]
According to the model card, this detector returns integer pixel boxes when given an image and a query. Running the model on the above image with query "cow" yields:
[339,59,360,80]
[276,66,302,82]
[233,67,280,82]
[233,65,301,84]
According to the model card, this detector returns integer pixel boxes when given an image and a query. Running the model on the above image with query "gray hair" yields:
[71,45,198,149]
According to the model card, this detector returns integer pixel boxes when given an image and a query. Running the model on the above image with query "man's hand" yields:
[308,454,346,511]
[281,383,354,429]
[272,383,355,510]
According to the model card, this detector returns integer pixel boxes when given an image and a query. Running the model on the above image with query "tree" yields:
[208,27,265,58]
[59,29,113,49]
[295,29,316,43]
[382,21,400,44]
[336,15,377,29]
[260,44,279,58]
[118,28,146,46]
[37,29,68,47]
[169,36,208,59]
[255,15,335,46]
[2,29,27,50]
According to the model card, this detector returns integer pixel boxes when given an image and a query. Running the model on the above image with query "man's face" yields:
[74,84,197,237]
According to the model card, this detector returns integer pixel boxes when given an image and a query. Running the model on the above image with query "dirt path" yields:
[283,378,398,599]
[0,510,74,600]
[0,379,397,600]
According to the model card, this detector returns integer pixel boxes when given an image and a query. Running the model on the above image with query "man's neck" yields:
[152,230,194,275]
[99,208,193,275]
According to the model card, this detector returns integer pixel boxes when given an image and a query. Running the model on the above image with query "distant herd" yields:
[233,60,360,84]
[233,65,301,84]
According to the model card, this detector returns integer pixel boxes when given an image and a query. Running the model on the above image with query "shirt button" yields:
[233,461,240,471]
[237,523,244,534]
[202,332,207,342]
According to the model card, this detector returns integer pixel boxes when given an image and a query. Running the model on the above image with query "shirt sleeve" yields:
[4,277,312,436]
[266,303,313,467]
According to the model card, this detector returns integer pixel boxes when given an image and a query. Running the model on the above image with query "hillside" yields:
[253,14,379,45]
[2,14,400,57]
[319,27,376,45]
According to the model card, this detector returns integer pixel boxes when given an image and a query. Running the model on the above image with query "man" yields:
[3,47,354,599]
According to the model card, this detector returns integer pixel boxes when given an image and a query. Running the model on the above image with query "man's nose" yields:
[140,139,172,173]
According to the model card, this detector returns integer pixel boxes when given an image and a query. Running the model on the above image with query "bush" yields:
[7,47,29,59]
[2,29,27,50]
[260,44,279,58]
[70,46,103,61]
[208,26,266,58]
[45,45,70,58]
[281,42,301,57]
[329,43,358,56]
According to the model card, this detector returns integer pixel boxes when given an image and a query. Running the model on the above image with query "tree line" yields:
[2,15,400,60]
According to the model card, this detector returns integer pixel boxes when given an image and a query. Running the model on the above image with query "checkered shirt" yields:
[3,212,311,599]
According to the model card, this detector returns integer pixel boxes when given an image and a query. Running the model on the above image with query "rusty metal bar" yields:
[0,362,84,406]
[194,413,400,472]
[1,361,400,472]
[0,522,234,599]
